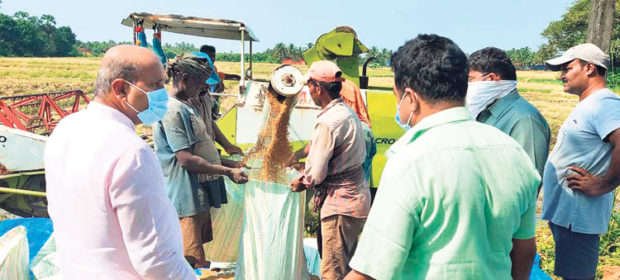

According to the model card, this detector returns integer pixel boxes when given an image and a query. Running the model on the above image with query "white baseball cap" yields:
[545,43,610,71]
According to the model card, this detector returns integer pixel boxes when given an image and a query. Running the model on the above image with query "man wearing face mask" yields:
[344,35,540,280]
[44,45,196,279]
[290,60,370,280]
[467,47,550,182]
[153,55,248,268]
[542,43,620,280]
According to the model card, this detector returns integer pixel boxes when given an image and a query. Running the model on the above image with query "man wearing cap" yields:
[290,60,371,280]
[198,45,241,118]
[542,43,620,280]
[199,45,241,87]
[289,78,376,187]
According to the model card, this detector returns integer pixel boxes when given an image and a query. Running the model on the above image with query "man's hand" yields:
[287,154,304,171]
[290,162,305,171]
[510,238,536,280]
[290,178,306,192]
[287,145,309,169]
[234,161,248,168]
[225,145,244,156]
[227,160,247,168]
[286,154,297,167]
[566,166,609,197]
[220,158,247,169]
[228,168,249,184]
[214,82,225,93]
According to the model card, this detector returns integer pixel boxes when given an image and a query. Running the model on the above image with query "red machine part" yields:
[0,90,90,134]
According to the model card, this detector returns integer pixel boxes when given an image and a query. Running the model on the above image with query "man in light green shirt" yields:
[344,35,540,280]
[467,47,550,179]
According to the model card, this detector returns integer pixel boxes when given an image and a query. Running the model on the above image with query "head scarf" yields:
[166,54,212,83]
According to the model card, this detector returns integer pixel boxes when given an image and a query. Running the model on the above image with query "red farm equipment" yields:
[0,90,90,135]
[0,90,90,217]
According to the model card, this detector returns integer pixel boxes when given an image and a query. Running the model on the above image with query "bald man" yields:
[44,45,196,279]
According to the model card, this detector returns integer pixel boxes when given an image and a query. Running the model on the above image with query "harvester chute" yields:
[303,26,369,86]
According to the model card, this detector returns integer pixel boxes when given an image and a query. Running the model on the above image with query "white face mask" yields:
[466,80,517,119]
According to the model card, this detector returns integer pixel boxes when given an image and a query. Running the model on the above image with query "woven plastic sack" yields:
[0,226,29,280]
[229,168,309,280]
[202,179,245,262]
[31,233,60,280]
[0,218,53,263]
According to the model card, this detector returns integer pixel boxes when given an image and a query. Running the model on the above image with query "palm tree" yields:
[286,43,295,59]
[273,43,287,62]
[41,14,56,25]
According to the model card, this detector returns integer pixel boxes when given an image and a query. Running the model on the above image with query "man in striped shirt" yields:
[290,60,371,280]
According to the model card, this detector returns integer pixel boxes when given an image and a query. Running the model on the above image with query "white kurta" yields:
[44,102,195,279]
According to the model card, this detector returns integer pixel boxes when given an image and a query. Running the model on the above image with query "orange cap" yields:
[305,60,345,83]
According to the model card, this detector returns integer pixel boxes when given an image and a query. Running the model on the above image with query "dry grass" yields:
[0,57,99,96]
[517,70,578,148]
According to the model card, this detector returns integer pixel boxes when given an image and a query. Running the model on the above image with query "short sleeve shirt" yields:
[542,88,620,234]
[154,97,210,218]
[349,107,540,280]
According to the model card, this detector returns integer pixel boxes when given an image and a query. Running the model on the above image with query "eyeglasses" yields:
[468,72,490,82]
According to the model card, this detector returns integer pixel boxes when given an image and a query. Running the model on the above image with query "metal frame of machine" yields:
[0,13,405,217]
[0,90,90,134]
[0,13,267,217]
[121,12,259,93]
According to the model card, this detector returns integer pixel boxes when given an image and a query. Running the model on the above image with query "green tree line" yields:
[363,47,393,67]
[506,0,619,68]
[0,1,393,66]
[0,0,616,71]
[0,11,76,56]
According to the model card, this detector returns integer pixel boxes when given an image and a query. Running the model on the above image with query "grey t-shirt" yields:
[189,94,222,182]
[542,88,620,234]
[153,97,210,217]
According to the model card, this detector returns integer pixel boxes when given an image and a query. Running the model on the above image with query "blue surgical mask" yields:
[124,81,169,125]
[394,92,414,131]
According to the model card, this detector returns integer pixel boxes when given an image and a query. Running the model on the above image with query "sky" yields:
[1,0,576,54]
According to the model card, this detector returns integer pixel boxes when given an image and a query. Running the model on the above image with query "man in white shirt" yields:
[44,45,196,279]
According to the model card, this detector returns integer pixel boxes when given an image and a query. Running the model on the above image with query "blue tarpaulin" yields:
[530,254,552,280]
[0,218,53,263]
